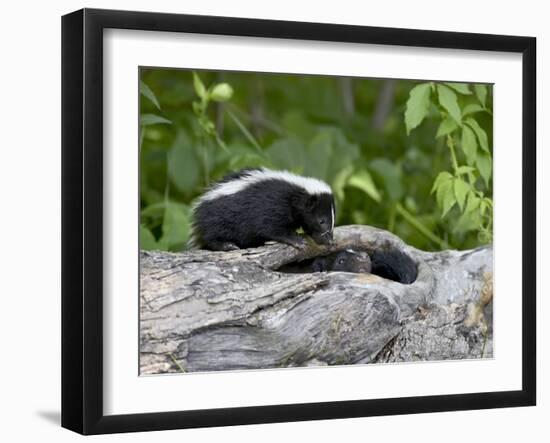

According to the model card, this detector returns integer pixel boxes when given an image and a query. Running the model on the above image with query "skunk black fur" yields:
[190,168,335,251]
[371,249,418,284]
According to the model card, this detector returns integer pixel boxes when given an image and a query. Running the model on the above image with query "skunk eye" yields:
[319,219,326,225]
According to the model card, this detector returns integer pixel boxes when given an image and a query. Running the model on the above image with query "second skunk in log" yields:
[310,249,372,273]
[282,248,417,284]
[190,168,336,251]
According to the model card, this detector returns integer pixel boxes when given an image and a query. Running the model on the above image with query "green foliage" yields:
[461,125,477,165]
[140,69,493,252]
[404,83,431,134]
[474,84,488,106]
[140,80,161,110]
[347,169,381,203]
[444,82,472,95]
[406,80,493,242]
[140,114,172,126]
[437,84,462,125]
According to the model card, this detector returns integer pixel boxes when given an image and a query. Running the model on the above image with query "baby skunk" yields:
[310,249,372,273]
[280,248,417,285]
[278,249,371,274]
[190,168,335,251]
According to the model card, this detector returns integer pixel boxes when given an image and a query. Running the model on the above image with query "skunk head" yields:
[299,192,335,245]
[331,249,372,273]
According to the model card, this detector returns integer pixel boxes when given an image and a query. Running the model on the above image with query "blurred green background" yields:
[139,68,493,252]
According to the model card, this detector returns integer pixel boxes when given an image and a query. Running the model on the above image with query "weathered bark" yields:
[140,225,493,374]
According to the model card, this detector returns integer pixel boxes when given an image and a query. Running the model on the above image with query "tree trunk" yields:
[140,225,493,374]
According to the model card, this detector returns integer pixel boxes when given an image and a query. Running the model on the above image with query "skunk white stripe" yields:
[331,202,335,230]
[199,168,332,202]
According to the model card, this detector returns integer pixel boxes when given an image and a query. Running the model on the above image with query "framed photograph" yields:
[61,8,536,435]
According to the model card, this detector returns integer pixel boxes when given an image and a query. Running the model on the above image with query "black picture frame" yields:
[61,8,536,435]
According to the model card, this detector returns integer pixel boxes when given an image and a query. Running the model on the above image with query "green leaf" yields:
[193,72,207,99]
[454,208,482,234]
[139,129,145,151]
[462,103,484,116]
[479,198,493,219]
[444,83,472,95]
[476,151,492,186]
[461,125,477,165]
[479,200,487,216]
[140,114,172,126]
[159,202,190,251]
[282,110,316,142]
[431,171,453,194]
[141,201,168,220]
[370,158,403,201]
[465,117,489,152]
[167,130,201,193]
[404,83,432,134]
[480,200,488,217]
[474,84,488,107]
[140,224,158,250]
[436,178,455,217]
[322,128,360,181]
[140,80,161,110]
[455,166,476,175]
[348,169,382,203]
[266,138,305,172]
[332,164,354,202]
[465,191,481,214]
[210,83,234,102]
[304,131,334,180]
[436,178,450,207]
[453,178,470,211]
[436,117,458,138]
[437,84,462,125]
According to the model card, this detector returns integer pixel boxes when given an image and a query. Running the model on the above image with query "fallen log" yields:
[140,225,493,374]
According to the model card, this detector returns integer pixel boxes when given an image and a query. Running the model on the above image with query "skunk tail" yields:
[370,249,418,284]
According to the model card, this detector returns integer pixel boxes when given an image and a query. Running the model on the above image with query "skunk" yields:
[278,249,371,274]
[279,248,417,284]
[190,168,335,251]
[310,249,372,273]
